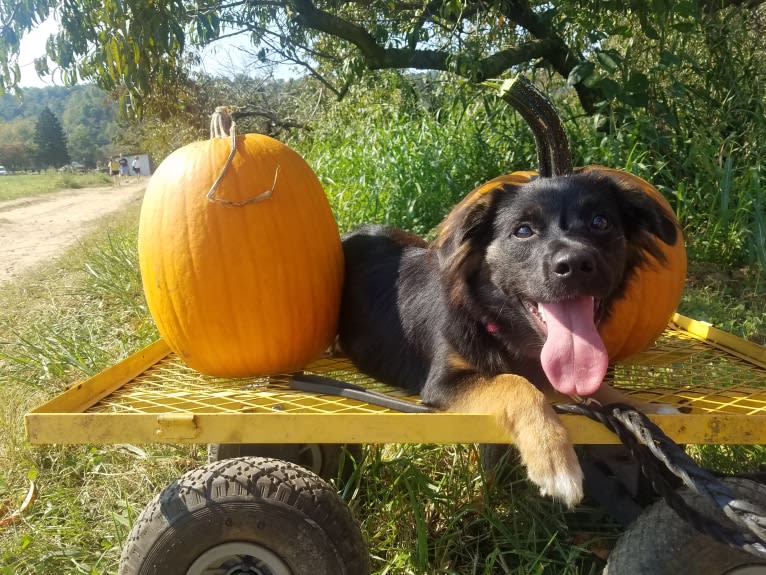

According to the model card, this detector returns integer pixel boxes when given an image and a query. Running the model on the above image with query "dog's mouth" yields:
[525,296,609,397]
[526,298,604,332]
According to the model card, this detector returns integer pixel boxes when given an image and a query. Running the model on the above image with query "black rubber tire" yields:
[118,456,370,575]
[206,443,362,483]
[604,478,766,574]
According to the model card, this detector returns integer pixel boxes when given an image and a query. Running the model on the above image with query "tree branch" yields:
[232,107,311,136]
[289,0,601,113]
[500,0,598,113]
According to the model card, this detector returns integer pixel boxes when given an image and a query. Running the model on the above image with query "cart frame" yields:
[25,313,766,447]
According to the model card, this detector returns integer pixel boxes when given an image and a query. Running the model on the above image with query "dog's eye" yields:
[591,215,610,230]
[514,225,534,238]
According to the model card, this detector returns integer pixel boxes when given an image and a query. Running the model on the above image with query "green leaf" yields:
[609,70,651,108]
[597,78,620,99]
[567,62,595,86]
[659,50,681,67]
[638,12,660,40]
[596,50,621,73]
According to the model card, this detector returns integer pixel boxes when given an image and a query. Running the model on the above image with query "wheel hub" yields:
[724,566,766,575]
[186,542,293,575]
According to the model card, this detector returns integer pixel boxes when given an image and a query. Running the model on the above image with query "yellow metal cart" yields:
[24,313,766,575]
[25,314,766,445]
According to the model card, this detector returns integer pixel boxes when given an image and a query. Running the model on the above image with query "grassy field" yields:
[0,183,764,573]
[0,172,113,202]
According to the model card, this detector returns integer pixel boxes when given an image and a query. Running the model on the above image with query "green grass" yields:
[0,172,113,202]
[679,262,765,345]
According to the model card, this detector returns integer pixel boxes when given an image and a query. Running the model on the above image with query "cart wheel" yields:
[206,443,362,482]
[118,456,370,575]
[604,478,766,574]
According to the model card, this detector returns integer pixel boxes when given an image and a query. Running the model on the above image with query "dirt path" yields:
[0,181,146,284]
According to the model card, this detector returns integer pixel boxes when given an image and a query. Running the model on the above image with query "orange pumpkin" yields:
[138,129,344,377]
[464,167,686,361]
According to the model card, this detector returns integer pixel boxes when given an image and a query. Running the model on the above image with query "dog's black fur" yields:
[338,171,679,505]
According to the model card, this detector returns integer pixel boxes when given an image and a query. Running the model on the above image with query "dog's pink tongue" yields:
[539,296,608,396]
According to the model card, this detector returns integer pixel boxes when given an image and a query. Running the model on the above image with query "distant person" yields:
[110,157,121,187]
[132,156,141,181]
[119,155,129,180]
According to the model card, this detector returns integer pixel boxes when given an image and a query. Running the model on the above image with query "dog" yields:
[337,170,679,507]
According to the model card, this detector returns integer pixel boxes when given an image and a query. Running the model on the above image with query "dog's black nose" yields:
[552,253,596,277]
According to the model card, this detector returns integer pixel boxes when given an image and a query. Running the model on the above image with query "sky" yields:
[17,16,292,89]
[18,16,58,88]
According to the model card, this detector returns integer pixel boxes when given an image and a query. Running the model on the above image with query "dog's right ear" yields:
[434,182,518,303]
[435,181,524,248]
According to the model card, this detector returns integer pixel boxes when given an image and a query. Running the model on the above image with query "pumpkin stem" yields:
[206,107,280,207]
[498,77,573,178]
[210,106,234,139]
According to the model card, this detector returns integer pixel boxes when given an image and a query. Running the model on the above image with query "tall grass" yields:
[0,206,196,574]
[0,172,112,202]
[356,444,612,574]
[290,78,536,236]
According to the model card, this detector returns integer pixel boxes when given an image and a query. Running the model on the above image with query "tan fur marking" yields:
[448,374,584,507]
[446,352,474,372]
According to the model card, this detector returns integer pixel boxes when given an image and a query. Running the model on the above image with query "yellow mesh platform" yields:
[91,356,419,415]
[25,314,766,446]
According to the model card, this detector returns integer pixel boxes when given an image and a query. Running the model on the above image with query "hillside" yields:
[0,85,119,170]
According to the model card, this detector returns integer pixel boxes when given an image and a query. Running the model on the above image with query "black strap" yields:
[289,373,432,414]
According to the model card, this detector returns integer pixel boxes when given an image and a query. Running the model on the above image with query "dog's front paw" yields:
[509,401,584,507]
[522,440,584,508]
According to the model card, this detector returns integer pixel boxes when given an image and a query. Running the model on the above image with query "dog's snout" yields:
[552,252,596,278]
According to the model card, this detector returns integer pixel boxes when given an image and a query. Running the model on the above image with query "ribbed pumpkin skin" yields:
[468,168,686,361]
[138,134,344,377]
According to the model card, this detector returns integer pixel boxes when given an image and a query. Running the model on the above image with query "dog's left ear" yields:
[610,174,680,265]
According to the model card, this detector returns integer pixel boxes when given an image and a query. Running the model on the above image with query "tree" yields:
[0,118,36,171]
[2,0,764,118]
[61,85,118,166]
[34,106,69,168]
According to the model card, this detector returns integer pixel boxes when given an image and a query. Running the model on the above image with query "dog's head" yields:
[435,171,678,396]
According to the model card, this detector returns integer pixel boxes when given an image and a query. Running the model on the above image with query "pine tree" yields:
[34,107,70,169]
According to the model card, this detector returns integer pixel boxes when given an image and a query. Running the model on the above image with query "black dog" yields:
[338,171,679,506]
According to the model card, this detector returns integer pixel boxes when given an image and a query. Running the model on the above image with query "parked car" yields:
[0,165,7,175]
[59,162,86,173]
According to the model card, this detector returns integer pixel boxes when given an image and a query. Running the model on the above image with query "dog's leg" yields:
[447,373,584,507]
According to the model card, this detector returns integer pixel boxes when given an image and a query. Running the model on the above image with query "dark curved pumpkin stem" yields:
[498,77,573,178]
